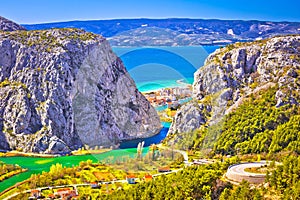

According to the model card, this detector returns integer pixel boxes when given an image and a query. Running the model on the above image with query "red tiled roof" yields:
[126,175,136,178]
[57,188,71,192]
[158,167,170,170]
[144,175,153,179]
[48,194,55,197]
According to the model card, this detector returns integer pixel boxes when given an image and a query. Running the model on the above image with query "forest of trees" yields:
[171,86,300,156]
[266,155,300,199]
[98,155,300,200]
[219,155,300,200]
[212,86,300,155]
[219,180,263,200]
[0,161,23,182]
[100,158,239,200]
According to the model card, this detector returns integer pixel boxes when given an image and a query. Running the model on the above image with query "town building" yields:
[126,175,136,184]
[54,188,78,200]
[157,167,171,173]
[143,174,153,182]
[29,189,42,199]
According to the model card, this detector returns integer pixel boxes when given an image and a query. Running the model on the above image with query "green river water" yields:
[0,147,148,192]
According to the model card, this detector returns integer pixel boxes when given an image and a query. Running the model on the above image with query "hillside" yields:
[166,35,300,155]
[0,28,161,154]
[0,16,26,32]
[23,18,300,46]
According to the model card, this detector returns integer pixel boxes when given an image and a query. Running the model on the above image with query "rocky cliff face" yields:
[0,28,161,154]
[168,35,300,137]
[0,16,26,31]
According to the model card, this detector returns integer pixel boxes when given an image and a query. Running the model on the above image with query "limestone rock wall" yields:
[0,29,161,154]
[168,35,300,137]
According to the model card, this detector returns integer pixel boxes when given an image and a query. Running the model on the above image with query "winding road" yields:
[3,168,185,200]
[226,161,268,184]
[3,146,215,199]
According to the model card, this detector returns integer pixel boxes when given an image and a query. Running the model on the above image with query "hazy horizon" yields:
[1,0,300,24]
[19,17,300,25]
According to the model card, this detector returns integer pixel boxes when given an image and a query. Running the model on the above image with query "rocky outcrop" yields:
[0,16,26,31]
[168,35,300,136]
[167,102,207,134]
[0,28,161,154]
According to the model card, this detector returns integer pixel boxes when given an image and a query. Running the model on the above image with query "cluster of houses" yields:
[29,188,79,200]
[28,173,159,199]
[28,167,174,199]
[125,173,156,184]
[125,167,171,184]
[143,86,192,108]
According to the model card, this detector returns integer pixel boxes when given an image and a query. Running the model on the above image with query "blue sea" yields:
[112,46,220,147]
[113,46,219,92]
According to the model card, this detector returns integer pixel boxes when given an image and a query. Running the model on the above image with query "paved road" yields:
[226,161,268,184]
[193,159,214,165]
[227,161,267,176]
[4,146,215,199]
[152,169,183,177]
[3,170,182,200]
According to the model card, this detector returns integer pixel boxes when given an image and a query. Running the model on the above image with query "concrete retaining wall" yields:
[226,171,265,184]
[226,162,267,184]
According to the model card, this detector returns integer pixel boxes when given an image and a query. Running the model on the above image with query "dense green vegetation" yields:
[219,180,263,200]
[213,86,300,155]
[18,147,183,190]
[220,155,300,200]
[3,28,98,49]
[0,161,24,182]
[266,155,300,199]
[27,161,127,188]
[159,84,300,199]
[1,147,183,199]
[170,86,300,156]
[96,155,300,200]
[10,161,129,199]
[100,158,239,200]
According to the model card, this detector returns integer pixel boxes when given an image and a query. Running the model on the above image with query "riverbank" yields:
[0,151,58,158]
[0,147,147,193]
[0,148,112,158]
[0,122,171,193]
[71,148,111,156]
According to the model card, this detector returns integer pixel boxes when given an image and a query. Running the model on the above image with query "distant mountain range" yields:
[23,18,300,46]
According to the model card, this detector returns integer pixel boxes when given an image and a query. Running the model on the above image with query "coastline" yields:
[138,78,193,93]
[112,44,223,48]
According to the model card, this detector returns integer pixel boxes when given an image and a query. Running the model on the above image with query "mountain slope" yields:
[167,35,300,154]
[23,18,300,46]
[0,16,26,31]
[0,28,161,154]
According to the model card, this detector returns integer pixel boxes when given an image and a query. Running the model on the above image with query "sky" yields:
[1,0,300,24]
